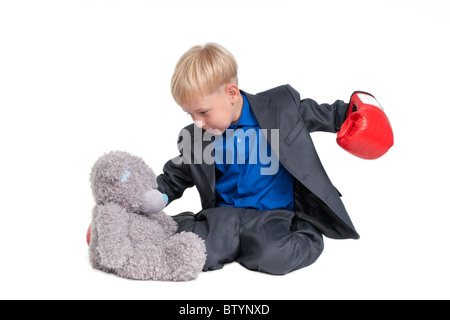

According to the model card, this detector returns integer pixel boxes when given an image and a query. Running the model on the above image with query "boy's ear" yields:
[225,83,240,103]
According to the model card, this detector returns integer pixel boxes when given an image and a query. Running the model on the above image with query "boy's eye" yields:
[200,111,208,115]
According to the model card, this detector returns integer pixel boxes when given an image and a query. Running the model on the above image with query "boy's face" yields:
[181,84,242,135]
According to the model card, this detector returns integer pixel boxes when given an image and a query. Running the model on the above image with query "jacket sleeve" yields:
[156,128,195,205]
[157,157,194,205]
[285,84,349,133]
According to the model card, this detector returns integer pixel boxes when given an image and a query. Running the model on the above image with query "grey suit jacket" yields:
[157,85,359,239]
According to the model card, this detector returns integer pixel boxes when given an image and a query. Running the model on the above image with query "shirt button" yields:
[237,138,242,143]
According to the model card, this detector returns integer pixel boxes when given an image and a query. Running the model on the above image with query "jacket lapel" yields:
[243,91,280,147]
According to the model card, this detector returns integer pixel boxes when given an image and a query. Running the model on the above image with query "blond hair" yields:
[171,43,238,106]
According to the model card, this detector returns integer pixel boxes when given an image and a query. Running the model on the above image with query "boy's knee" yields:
[259,240,324,275]
[258,243,296,275]
[239,227,324,275]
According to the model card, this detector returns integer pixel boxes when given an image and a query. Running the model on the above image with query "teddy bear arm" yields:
[151,212,178,234]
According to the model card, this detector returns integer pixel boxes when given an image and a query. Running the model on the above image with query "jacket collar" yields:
[241,90,279,148]
[241,90,279,132]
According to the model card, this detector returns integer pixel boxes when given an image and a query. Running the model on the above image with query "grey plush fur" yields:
[88,150,206,281]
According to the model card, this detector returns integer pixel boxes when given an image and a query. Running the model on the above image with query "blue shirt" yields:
[214,94,294,211]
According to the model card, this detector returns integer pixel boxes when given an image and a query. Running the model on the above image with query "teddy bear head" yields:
[90,151,157,213]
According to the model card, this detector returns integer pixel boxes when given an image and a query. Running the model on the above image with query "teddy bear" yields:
[87,150,206,281]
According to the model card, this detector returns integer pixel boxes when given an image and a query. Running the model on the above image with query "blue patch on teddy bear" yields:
[120,169,132,182]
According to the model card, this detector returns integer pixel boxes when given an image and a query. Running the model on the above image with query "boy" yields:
[156,43,392,275]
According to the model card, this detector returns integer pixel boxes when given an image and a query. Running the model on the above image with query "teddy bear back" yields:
[90,151,157,213]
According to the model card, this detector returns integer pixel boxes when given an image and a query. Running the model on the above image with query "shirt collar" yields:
[232,93,259,127]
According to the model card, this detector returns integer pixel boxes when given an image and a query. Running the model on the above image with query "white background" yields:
[1,0,449,300]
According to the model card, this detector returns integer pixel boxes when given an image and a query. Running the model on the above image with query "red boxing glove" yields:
[337,91,394,159]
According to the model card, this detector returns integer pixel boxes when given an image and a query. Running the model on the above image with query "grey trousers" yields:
[173,207,324,275]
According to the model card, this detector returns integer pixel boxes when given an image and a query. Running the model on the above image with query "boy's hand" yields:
[140,189,168,215]
[336,91,394,159]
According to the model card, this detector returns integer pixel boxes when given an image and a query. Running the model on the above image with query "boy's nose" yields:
[194,120,205,129]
